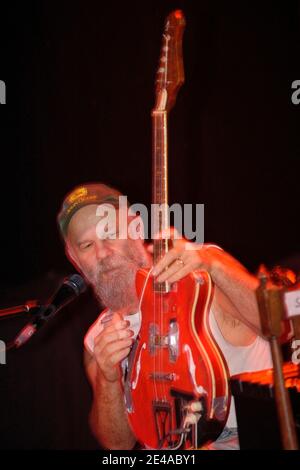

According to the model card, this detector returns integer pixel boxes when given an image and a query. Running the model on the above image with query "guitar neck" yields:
[152,109,169,266]
[150,9,185,292]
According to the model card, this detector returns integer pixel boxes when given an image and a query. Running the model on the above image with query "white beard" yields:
[85,241,149,311]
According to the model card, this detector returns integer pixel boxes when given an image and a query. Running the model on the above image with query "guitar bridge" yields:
[150,372,177,382]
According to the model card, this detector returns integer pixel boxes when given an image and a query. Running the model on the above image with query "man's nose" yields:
[94,239,110,260]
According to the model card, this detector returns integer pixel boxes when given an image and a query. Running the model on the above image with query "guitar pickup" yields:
[149,319,179,362]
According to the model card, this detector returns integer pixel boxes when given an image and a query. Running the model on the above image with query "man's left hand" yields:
[149,237,216,283]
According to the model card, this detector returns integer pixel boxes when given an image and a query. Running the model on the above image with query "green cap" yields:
[57,182,122,238]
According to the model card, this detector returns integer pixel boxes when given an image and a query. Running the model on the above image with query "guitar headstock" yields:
[154,10,186,112]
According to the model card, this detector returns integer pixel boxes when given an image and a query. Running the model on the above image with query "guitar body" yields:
[126,268,230,449]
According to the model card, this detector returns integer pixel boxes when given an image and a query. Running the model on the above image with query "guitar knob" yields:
[184,413,198,426]
[184,412,202,427]
[189,401,203,413]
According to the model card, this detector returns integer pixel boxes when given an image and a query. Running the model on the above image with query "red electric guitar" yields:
[125,10,230,450]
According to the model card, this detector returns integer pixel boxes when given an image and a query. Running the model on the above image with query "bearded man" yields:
[57,183,272,450]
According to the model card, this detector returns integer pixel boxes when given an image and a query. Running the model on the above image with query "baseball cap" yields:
[57,182,123,238]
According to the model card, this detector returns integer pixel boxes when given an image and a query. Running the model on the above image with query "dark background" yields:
[0,0,300,449]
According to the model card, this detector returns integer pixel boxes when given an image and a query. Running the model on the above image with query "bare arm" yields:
[84,315,136,450]
[205,247,261,334]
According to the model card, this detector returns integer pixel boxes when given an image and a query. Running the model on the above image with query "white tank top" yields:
[209,308,273,428]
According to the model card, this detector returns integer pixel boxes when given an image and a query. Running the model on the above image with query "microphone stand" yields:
[1,274,86,355]
[0,300,40,320]
[0,300,42,352]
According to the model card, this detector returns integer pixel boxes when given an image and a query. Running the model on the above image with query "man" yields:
[57,182,272,450]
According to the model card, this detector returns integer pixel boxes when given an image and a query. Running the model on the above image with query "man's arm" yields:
[84,316,136,450]
[204,246,261,334]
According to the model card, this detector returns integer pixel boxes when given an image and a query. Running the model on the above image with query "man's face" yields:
[66,204,149,312]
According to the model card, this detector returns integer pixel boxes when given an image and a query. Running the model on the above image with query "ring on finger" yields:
[175,257,185,267]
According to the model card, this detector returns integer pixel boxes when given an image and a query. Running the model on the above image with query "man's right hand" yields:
[93,312,134,382]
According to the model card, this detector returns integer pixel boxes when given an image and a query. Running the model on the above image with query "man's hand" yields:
[150,239,229,284]
[93,313,134,382]
[85,313,137,450]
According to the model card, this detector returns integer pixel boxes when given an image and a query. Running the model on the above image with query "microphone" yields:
[13,274,87,349]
